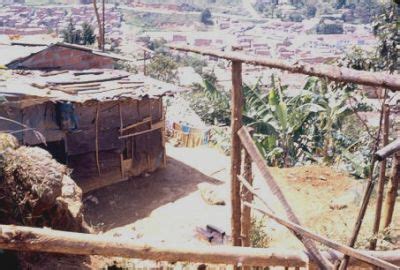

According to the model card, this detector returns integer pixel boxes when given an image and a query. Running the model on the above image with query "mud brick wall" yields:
[16,45,114,70]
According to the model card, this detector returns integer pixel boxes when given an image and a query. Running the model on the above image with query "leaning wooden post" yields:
[383,152,400,228]
[231,60,243,249]
[238,127,333,269]
[241,128,254,253]
[370,104,390,250]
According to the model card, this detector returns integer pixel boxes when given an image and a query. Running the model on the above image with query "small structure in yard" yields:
[0,69,180,192]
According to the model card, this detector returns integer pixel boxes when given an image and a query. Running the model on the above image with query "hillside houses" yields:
[0,4,122,42]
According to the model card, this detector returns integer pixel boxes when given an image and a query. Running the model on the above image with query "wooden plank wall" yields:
[0,98,166,193]
[68,98,165,192]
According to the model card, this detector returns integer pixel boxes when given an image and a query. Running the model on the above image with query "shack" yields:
[0,69,179,192]
[5,42,128,70]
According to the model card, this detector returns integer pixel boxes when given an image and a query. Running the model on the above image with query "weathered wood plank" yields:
[231,61,243,248]
[0,225,399,268]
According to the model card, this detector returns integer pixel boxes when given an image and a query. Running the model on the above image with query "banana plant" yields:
[302,77,353,162]
[243,77,323,167]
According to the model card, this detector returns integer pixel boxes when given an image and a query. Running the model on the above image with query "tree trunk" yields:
[93,0,103,50]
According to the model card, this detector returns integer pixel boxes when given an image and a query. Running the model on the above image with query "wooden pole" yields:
[0,224,399,268]
[241,128,254,250]
[237,127,333,269]
[243,202,400,270]
[339,163,377,270]
[370,104,390,250]
[102,0,105,51]
[231,61,243,249]
[167,44,400,92]
[383,152,400,228]
[375,138,400,161]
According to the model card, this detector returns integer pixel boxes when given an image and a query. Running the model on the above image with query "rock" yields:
[329,181,365,210]
[198,183,226,206]
[0,134,90,268]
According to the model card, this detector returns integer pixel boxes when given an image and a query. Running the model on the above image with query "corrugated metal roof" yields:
[0,69,184,105]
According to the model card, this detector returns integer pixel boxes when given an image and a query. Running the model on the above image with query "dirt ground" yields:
[83,143,400,267]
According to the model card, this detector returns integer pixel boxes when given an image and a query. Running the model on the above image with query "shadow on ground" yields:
[83,156,224,231]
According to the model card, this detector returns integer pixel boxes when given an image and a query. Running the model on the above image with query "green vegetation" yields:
[81,22,96,45]
[316,20,344,34]
[250,216,271,248]
[147,54,178,83]
[61,19,96,45]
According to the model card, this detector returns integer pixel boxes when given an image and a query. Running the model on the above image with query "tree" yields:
[200,8,213,25]
[147,54,178,83]
[373,2,399,73]
[335,0,346,9]
[81,22,96,45]
[61,18,82,44]
[61,20,96,45]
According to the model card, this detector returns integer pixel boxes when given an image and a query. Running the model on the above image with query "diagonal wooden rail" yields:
[167,44,400,92]
[237,175,400,270]
[237,127,333,269]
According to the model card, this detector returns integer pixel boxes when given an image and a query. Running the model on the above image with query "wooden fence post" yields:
[384,152,400,228]
[237,127,333,269]
[370,104,390,250]
[231,60,243,249]
[241,128,254,265]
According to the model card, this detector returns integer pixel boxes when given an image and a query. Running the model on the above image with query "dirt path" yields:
[83,143,400,252]
[84,144,231,247]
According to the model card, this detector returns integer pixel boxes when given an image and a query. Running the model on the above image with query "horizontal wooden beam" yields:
[167,44,400,92]
[375,138,400,161]
[1,224,400,268]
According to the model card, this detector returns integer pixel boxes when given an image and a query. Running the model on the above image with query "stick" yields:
[241,128,254,251]
[48,75,129,85]
[118,121,164,139]
[340,91,389,269]
[167,44,400,92]
[244,202,400,270]
[237,127,333,269]
[120,117,152,132]
[370,104,390,250]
